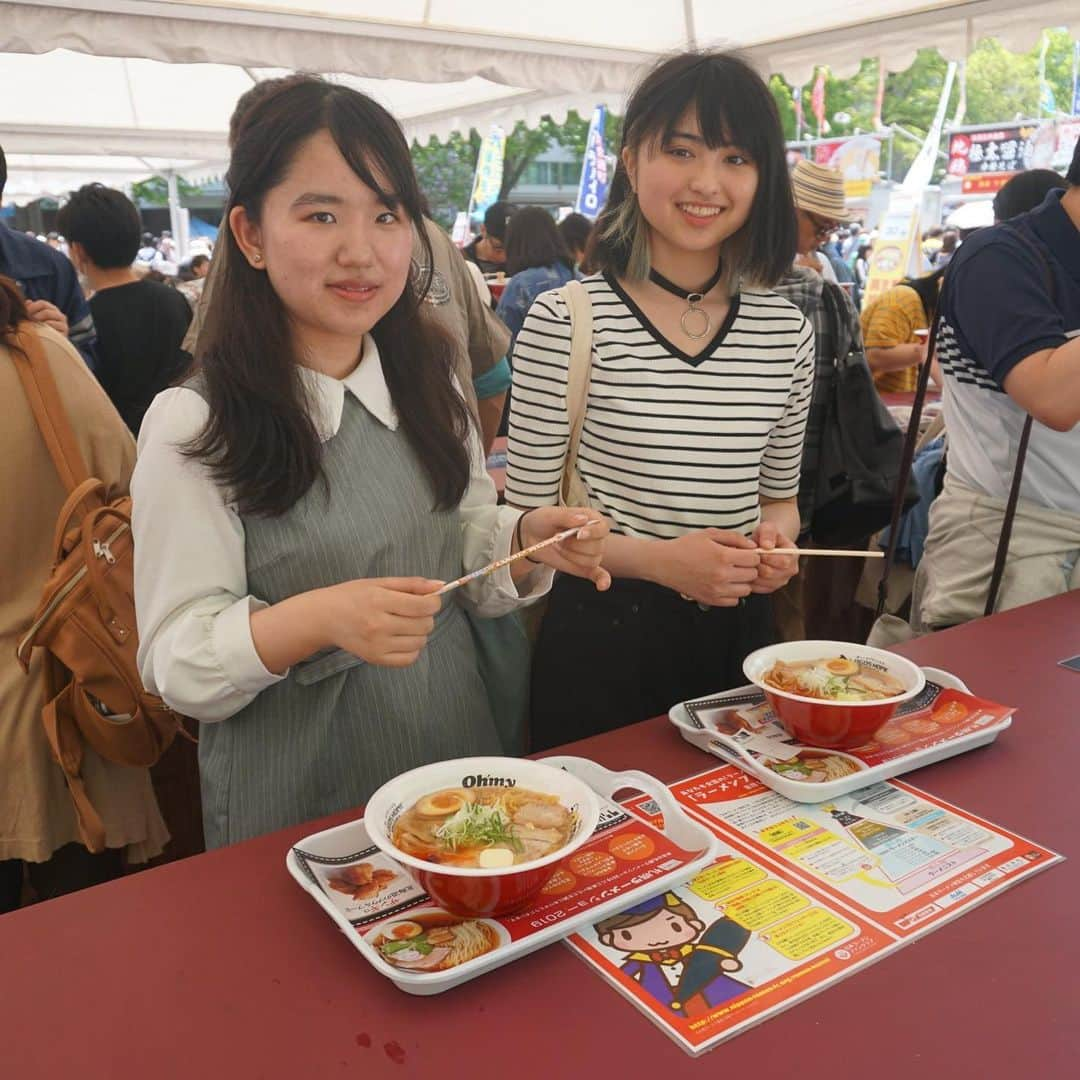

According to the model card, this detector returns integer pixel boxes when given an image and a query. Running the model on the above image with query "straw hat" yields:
[790,160,852,222]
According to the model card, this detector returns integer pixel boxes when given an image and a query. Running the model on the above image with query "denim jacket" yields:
[496,261,579,355]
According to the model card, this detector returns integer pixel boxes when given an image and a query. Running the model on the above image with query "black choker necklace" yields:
[648,262,724,339]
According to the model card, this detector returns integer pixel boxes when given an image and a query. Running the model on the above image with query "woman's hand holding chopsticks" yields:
[514,508,612,591]
[749,521,800,594]
[652,529,762,607]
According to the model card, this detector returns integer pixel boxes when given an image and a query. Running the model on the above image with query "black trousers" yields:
[0,842,123,914]
[529,576,775,752]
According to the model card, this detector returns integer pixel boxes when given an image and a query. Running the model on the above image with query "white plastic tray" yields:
[286,755,722,995]
[669,667,1012,803]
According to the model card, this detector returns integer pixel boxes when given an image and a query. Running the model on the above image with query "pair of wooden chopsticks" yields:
[437,519,603,595]
[756,548,884,558]
[438,531,881,596]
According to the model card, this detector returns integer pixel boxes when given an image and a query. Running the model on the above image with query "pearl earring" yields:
[252,253,262,263]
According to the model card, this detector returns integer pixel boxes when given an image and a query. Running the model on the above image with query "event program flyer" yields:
[565,769,1061,1056]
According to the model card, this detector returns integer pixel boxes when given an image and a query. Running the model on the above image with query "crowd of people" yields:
[1,50,1077,913]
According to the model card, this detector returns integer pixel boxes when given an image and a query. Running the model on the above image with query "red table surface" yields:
[3,592,1078,1078]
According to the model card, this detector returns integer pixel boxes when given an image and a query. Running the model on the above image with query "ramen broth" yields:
[764,656,906,701]
[391,786,574,868]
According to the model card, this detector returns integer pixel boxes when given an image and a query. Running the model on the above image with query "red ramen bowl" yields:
[743,641,925,750]
[365,757,600,918]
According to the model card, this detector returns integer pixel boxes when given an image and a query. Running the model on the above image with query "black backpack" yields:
[809,283,920,547]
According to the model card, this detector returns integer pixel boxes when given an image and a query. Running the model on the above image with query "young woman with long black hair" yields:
[132,78,608,846]
[506,52,815,749]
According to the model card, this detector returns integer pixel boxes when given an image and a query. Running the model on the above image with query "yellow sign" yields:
[863,192,920,306]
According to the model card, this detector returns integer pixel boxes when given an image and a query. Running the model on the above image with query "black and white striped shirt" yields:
[505,273,815,540]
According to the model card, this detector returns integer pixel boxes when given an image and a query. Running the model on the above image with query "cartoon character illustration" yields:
[594,891,751,1018]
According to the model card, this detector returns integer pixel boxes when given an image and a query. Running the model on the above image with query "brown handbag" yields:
[10,325,190,853]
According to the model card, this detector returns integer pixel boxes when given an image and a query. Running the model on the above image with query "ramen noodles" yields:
[371,912,499,973]
[763,657,906,702]
[391,786,575,868]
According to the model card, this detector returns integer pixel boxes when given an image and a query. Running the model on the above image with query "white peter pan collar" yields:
[298,334,399,441]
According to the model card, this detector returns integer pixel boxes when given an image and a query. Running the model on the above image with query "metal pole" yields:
[682,0,697,49]
[891,123,950,162]
[167,171,182,260]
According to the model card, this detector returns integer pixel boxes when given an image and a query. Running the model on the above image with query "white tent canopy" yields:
[2,0,1078,199]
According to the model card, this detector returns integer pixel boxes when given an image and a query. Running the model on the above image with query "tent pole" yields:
[167,171,184,260]
[682,0,697,49]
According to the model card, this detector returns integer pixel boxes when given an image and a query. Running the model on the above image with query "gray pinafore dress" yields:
[194,388,500,847]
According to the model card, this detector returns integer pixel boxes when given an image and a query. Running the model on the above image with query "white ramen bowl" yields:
[743,640,925,749]
[365,757,600,917]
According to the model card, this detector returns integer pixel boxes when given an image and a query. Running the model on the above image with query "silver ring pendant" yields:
[680,294,711,340]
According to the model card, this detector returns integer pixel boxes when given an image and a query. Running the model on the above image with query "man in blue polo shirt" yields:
[0,144,97,368]
[916,145,1080,629]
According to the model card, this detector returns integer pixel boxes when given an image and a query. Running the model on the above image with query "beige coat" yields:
[915,473,1080,631]
[1,324,168,863]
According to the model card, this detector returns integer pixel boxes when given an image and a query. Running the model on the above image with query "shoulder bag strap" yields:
[874,297,942,620]
[984,414,1033,616]
[981,224,1050,617]
[7,325,92,493]
[820,281,854,366]
[559,280,595,506]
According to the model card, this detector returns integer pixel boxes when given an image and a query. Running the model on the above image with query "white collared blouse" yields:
[132,334,550,723]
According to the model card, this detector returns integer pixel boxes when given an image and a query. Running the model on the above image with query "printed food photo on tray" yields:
[366,909,510,973]
[762,748,868,784]
[292,846,427,922]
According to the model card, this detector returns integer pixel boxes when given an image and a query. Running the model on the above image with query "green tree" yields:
[965,28,1074,122]
[130,175,204,205]
[1040,27,1078,116]
[770,76,797,140]
[548,109,624,161]
[879,49,956,180]
[410,131,481,228]
[498,110,622,199]
[499,119,562,200]
[411,110,625,227]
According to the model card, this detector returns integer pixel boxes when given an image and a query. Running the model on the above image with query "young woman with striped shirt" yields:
[505,52,815,749]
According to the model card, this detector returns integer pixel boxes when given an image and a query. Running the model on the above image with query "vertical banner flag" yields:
[1072,41,1080,116]
[872,59,886,131]
[574,106,610,220]
[811,69,827,136]
[864,61,957,304]
[1037,32,1054,118]
[468,125,506,219]
[952,58,967,127]
[902,60,957,197]
[793,85,805,141]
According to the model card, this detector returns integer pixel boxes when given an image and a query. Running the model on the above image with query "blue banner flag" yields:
[1073,42,1080,116]
[574,106,610,220]
[469,126,506,218]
